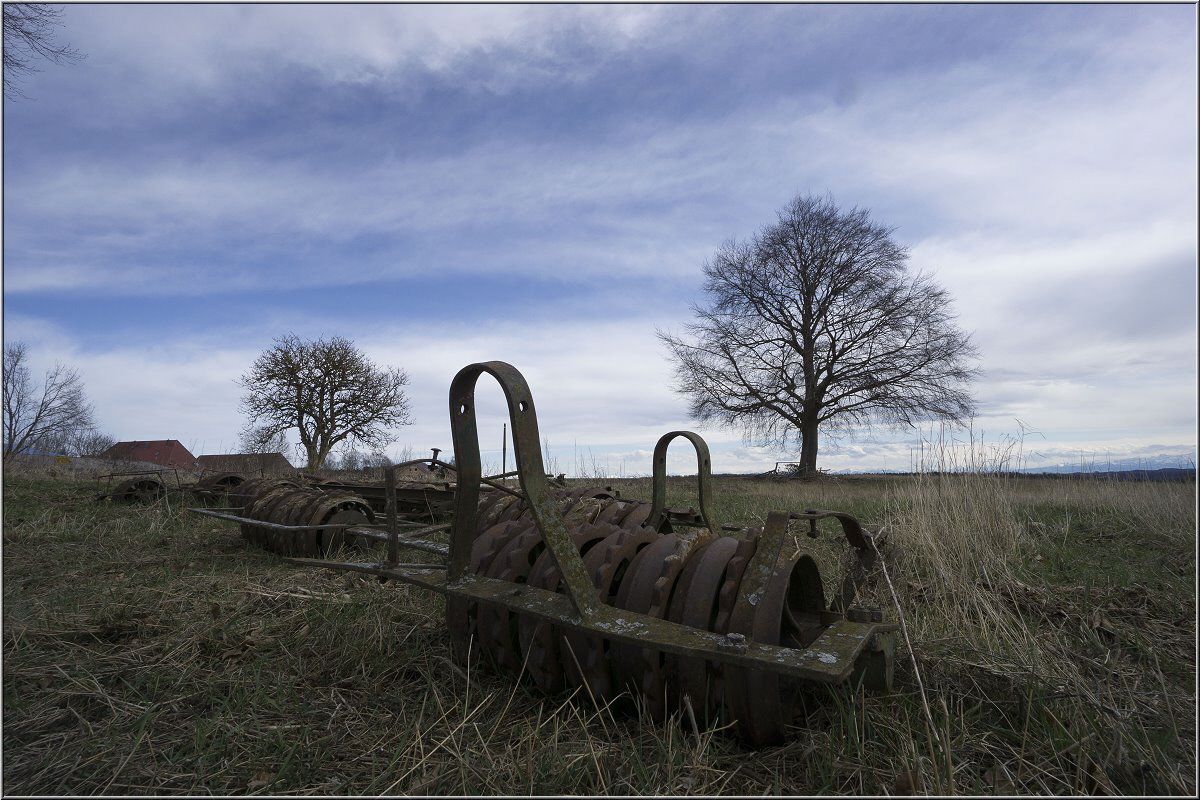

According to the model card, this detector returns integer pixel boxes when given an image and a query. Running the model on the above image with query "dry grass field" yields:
[2,465,1195,795]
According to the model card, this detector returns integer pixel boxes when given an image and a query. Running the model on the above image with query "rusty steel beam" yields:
[285,555,895,683]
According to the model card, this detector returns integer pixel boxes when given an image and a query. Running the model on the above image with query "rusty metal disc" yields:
[618,500,655,531]
[665,535,739,727]
[475,527,547,676]
[446,519,532,661]
[276,490,327,555]
[592,498,632,526]
[320,503,373,555]
[561,525,660,704]
[723,552,826,746]
[284,490,329,555]
[516,526,612,695]
[269,488,319,553]
[243,486,298,549]
[478,492,520,533]
[314,494,374,554]
[609,533,683,721]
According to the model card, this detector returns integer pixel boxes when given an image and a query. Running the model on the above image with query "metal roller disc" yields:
[284,491,329,556]
[563,497,607,531]
[592,499,631,526]
[322,504,373,555]
[496,495,533,524]
[338,498,377,551]
[475,527,547,676]
[517,527,611,695]
[562,525,659,704]
[610,533,683,721]
[446,519,533,661]
[477,493,520,533]
[280,490,329,555]
[606,500,646,529]
[665,536,739,727]
[618,501,655,531]
[315,494,374,554]
[714,536,759,637]
[724,552,826,747]
[245,487,298,549]
[264,488,314,553]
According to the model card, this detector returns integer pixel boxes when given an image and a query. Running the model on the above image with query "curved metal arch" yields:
[647,430,721,535]
[447,361,600,619]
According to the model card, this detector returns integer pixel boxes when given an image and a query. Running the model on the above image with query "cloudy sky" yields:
[3,2,1196,476]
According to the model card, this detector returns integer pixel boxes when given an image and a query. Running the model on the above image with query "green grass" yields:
[2,467,1194,794]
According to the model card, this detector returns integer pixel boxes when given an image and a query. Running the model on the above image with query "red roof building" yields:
[100,439,201,469]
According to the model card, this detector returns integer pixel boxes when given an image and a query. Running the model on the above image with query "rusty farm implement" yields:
[192,361,897,746]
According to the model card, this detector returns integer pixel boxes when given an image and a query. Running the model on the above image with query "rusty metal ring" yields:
[476,527,547,676]
[517,526,613,695]
[610,533,683,721]
[446,519,533,660]
[285,490,333,555]
[724,552,826,746]
[320,501,374,555]
[666,536,739,726]
[618,500,655,532]
[561,525,660,704]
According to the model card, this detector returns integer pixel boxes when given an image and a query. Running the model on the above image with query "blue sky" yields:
[3,2,1196,475]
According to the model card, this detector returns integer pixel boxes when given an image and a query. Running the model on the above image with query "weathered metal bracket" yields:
[647,430,721,536]
[787,509,888,614]
[447,361,601,620]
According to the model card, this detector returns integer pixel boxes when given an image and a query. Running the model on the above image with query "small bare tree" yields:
[3,4,84,99]
[659,193,979,476]
[2,342,97,463]
[64,428,116,457]
[238,426,288,456]
[238,334,412,470]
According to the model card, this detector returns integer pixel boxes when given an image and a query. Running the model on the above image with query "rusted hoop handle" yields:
[447,361,600,619]
[647,430,721,535]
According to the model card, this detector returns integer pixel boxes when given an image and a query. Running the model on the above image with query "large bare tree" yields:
[659,193,979,476]
[3,3,83,99]
[2,342,97,463]
[238,334,412,470]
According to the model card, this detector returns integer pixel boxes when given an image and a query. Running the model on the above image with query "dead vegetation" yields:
[2,469,1195,795]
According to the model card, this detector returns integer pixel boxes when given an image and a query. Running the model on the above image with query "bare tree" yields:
[65,429,116,457]
[238,425,288,455]
[331,445,363,472]
[363,449,393,469]
[3,4,83,99]
[238,334,412,470]
[3,342,97,463]
[659,193,979,476]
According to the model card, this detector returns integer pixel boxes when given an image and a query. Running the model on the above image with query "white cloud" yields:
[5,4,1193,475]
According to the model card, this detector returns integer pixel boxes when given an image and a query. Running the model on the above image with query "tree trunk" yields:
[304,442,321,470]
[798,414,820,478]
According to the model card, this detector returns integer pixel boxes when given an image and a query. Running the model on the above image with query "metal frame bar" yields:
[284,554,889,683]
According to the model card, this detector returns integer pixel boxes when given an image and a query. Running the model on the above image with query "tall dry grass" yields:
[2,460,1194,795]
